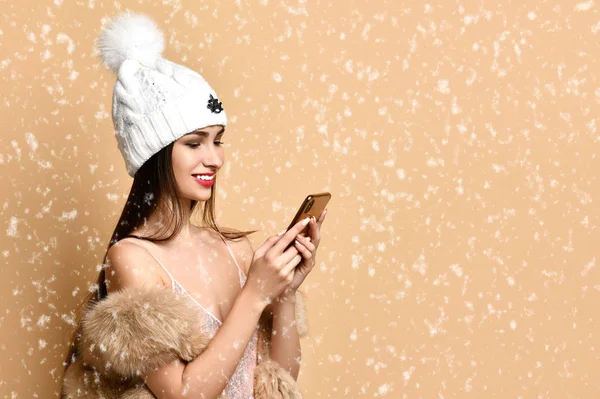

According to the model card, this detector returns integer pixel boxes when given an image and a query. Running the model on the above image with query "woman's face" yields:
[171,125,225,202]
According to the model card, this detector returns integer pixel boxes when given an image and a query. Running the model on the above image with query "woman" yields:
[61,12,327,399]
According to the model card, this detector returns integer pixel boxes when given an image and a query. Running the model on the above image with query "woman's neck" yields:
[130,207,196,240]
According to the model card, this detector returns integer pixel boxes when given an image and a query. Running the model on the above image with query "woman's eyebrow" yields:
[184,131,208,138]
[184,128,225,138]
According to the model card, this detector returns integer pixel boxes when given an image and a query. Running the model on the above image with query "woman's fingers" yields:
[308,216,321,244]
[255,234,283,258]
[317,208,327,225]
[294,239,313,259]
[282,253,302,276]
[294,234,315,252]
[280,243,300,263]
[272,217,311,254]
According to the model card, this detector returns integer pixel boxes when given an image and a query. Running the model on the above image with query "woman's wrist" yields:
[240,285,268,315]
[274,290,297,306]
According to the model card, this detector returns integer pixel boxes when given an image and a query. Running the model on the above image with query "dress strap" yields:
[216,234,247,284]
[122,235,176,289]
[123,233,246,288]
[121,235,225,324]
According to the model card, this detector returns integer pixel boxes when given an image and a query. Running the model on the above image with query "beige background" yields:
[1,0,599,397]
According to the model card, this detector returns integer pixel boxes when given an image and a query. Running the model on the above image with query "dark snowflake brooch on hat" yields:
[207,94,223,114]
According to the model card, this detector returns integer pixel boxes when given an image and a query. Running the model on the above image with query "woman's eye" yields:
[186,141,224,148]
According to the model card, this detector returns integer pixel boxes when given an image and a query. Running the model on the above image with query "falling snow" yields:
[2,1,599,398]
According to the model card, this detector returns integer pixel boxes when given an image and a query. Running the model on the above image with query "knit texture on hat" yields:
[97,12,227,177]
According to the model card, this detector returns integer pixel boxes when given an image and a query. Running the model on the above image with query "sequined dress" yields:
[141,236,258,399]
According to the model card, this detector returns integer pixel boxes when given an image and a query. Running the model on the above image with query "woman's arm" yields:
[106,240,265,399]
[148,288,264,399]
[269,293,301,379]
[230,235,302,377]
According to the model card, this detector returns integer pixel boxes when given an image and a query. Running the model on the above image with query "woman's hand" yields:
[275,208,328,301]
[245,217,311,307]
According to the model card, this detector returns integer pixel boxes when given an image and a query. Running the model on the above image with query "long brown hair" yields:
[61,140,257,374]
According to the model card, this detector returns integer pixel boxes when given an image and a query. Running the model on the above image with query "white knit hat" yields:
[97,12,227,177]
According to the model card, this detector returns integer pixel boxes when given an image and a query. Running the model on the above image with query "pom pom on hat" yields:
[97,12,165,73]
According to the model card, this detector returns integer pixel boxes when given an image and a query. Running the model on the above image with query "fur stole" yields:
[61,285,308,398]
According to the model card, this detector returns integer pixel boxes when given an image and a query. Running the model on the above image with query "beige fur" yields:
[61,285,308,398]
[254,360,303,399]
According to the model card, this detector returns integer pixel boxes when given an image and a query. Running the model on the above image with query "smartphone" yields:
[285,192,332,238]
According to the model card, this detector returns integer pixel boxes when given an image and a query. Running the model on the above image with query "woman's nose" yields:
[202,144,223,168]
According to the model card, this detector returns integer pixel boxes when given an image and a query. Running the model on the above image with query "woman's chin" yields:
[188,189,213,202]
[175,187,208,202]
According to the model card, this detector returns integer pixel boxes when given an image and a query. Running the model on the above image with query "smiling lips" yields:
[193,173,215,187]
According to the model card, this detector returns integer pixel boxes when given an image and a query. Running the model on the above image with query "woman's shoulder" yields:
[202,226,255,274]
[105,238,167,293]
[227,238,253,275]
